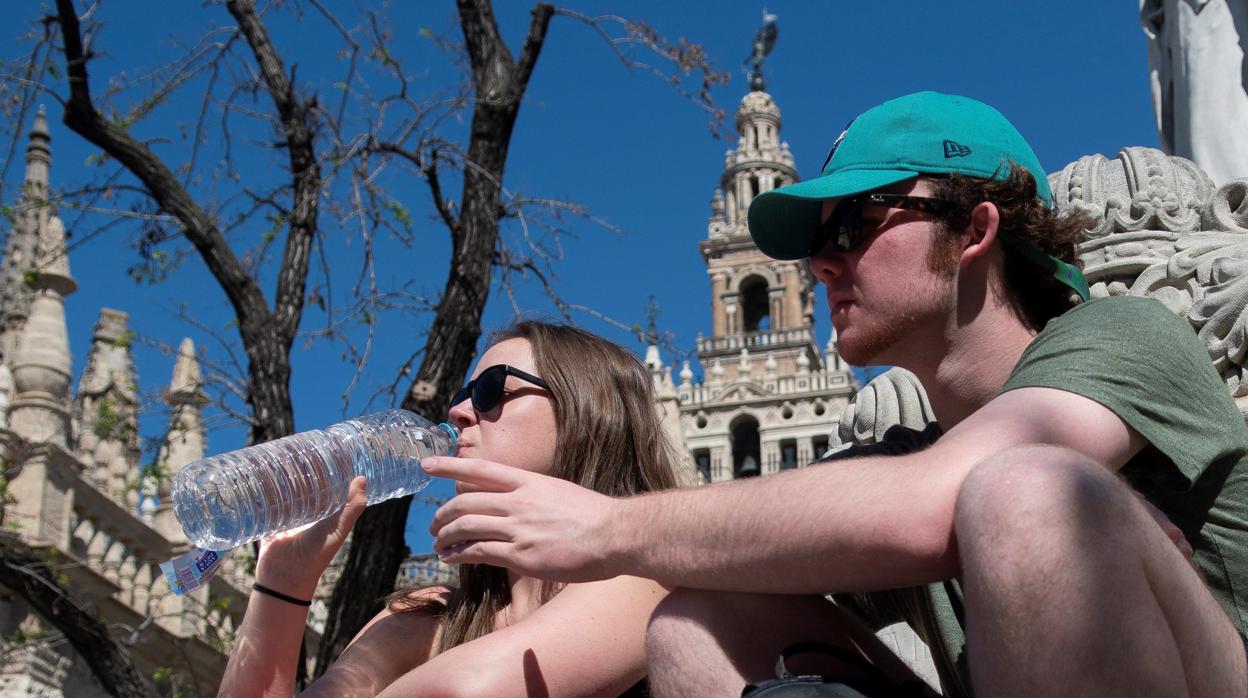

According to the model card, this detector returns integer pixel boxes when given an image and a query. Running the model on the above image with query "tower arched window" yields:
[780,439,798,470]
[740,275,770,332]
[694,448,711,482]
[730,415,761,478]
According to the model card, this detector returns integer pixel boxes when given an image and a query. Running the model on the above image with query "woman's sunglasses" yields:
[810,193,955,256]
[451,364,550,413]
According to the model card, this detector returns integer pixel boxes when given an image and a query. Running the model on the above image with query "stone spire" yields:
[0,107,54,360]
[8,200,77,447]
[149,338,207,542]
[167,338,205,406]
[644,316,664,375]
[642,298,668,382]
[825,330,842,371]
[637,310,693,482]
[679,67,856,489]
[73,309,140,504]
[24,107,51,195]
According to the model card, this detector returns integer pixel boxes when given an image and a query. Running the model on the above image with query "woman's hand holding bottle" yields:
[254,475,369,601]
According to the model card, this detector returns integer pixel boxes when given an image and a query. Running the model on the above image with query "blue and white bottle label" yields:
[161,547,229,595]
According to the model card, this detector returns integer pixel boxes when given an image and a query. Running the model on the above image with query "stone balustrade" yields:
[679,365,850,406]
[696,326,813,354]
[5,437,250,690]
[60,447,248,635]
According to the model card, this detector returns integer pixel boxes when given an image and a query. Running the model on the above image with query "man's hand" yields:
[254,475,368,600]
[425,456,623,583]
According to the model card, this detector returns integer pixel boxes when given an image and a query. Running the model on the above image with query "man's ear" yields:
[960,201,1000,267]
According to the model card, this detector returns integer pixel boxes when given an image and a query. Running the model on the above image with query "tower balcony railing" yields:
[678,366,853,406]
[697,326,813,354]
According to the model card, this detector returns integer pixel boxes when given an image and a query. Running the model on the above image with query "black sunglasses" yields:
[810,193,955,256]
[452,364,550,413]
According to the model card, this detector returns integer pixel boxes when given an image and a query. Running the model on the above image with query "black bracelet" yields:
[252,582,312,607]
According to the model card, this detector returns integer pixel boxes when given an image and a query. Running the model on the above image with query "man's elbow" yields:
[869,507,960,587]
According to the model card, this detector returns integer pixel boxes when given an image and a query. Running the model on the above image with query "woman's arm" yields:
[377,575,668,698]
[220,477,369,697]
[220,584,317,697]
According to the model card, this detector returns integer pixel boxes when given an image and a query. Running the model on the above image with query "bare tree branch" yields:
[555,7,730,135]
[55,0,296,445]
[369,140,461,234]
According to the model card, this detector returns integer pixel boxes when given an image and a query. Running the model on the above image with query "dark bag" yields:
[741,642,929,697]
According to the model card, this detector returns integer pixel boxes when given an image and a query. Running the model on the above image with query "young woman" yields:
[220,321,683,697]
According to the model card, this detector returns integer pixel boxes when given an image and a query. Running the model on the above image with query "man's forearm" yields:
[431,387,1142,591]
[608,448,967,594]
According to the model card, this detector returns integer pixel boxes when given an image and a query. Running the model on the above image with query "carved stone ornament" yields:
[1053,147,1248,413]
[831,367,936,449]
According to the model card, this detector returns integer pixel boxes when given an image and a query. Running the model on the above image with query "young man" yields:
[425,92,1248,696]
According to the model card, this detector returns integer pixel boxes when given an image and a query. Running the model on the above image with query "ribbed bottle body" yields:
[172,410,457,550]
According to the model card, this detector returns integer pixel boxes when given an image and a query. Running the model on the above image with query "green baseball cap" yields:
[748,91,1088,300]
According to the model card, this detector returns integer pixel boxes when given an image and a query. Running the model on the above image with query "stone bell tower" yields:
[703,89,811,380]
[674,83,855,483]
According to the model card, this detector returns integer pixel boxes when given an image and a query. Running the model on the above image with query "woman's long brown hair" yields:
[386,321,682,654]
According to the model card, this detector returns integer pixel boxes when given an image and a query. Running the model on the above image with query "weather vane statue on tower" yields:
[746,9,779,92]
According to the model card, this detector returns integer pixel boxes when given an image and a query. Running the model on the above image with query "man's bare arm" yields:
[427,386,1145,592]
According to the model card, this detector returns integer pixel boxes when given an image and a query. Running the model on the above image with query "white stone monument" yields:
[1141,0,1248,184]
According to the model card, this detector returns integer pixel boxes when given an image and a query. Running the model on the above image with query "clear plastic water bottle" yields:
[172,409,457,550]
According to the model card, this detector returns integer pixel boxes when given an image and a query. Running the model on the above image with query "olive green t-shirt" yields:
[871,297,1248,697]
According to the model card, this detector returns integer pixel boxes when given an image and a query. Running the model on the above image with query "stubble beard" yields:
[836,308,926,368]
[838,239,960,369]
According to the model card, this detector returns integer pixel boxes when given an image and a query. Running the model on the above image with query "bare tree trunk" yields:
[313,0,555,673]
[0,533,156,697]
[225,0,321,444]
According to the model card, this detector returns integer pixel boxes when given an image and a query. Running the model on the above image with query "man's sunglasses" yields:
[810,193,955,256]
[452,364,550,413]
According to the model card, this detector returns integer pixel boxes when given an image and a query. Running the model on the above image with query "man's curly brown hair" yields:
[927,163,1096,332]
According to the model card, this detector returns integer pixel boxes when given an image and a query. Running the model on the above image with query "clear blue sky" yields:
[1,1,1159,553]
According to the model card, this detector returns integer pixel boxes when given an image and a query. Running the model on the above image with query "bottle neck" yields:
[436,422,459,455]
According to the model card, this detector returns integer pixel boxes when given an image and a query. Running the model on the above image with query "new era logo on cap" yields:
[821,118,857,173]
[943,140,972,158]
